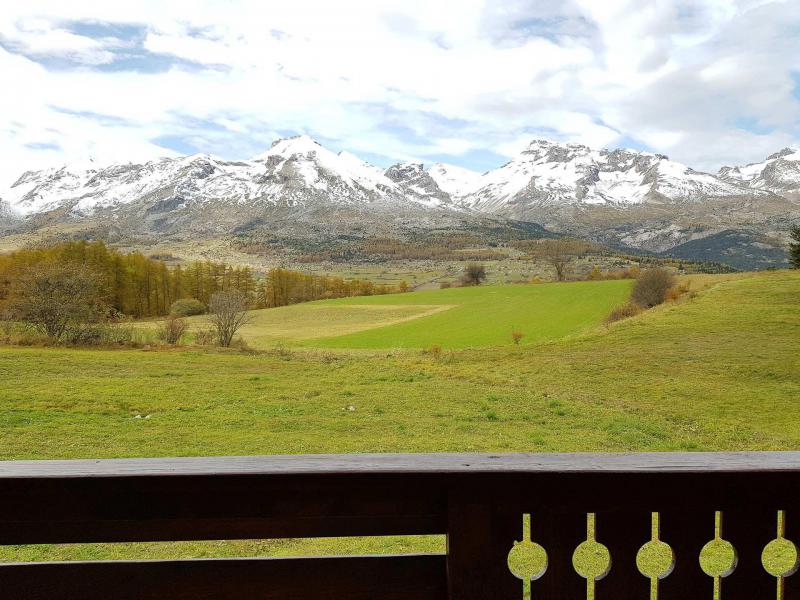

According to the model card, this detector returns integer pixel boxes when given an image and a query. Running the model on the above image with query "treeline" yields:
[0,241,257,318]
[261,268,400,307]
[359,238,504,261]
[0,241,405,320]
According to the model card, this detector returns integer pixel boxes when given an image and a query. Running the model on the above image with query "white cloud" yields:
[0,0,798,187]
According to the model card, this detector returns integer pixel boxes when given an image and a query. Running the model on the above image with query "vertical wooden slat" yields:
[594,510,651,600]
[532,511,587,600]
[446,490,520,600]
[720,509,776,600]
[659,510,715,599]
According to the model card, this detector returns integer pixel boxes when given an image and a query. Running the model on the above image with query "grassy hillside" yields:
[1,270,798,565]
[170,279,633,349]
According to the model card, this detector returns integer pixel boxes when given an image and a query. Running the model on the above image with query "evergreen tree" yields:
[790,225,800,269]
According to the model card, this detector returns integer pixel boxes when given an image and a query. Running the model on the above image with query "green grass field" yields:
[308,279,632,349]
[170,278,633,349]
[1,270,799,580]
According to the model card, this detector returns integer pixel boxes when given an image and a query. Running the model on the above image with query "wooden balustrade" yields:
[1,452,799,599]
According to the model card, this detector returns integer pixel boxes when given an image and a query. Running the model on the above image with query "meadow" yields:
[1,269,798,577]
[169,278,633,349]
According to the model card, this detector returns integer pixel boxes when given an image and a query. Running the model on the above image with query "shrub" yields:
[157,315,188,345]
[460,264,487,286]
[209,290,253,347]
[170,298,206,317]
[61,325,105,346]
[194,328,216,346]
[511,330,524,345]
[427,344,443,360]
[59,323,138,347]
[605,302,643,324]
[631,268,675,308]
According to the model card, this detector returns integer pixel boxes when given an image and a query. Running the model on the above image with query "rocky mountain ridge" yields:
[2,136,799,267]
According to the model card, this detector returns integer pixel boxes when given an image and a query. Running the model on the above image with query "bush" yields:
[157,315,188,345]
[630,268,675,308]
[61,325,105,346]
[605,302,643,324]
[460,264,487,286]
[511,331,524,345]
[426,344,443,360]
[59,323,138,347]
[170,298,206,317]
[209,290,252,347]
[194,328,216,346]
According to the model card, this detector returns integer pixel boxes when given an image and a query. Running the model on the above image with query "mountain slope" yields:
[718,147,800,195]
[1,136,798,266]
[460,139,769,217]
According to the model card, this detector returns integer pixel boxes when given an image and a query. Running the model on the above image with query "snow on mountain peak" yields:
[427,163,482,198]
[718,146,800,192]
[1,136,795,226]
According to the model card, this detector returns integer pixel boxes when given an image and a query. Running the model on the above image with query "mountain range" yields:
[2,135,799,268]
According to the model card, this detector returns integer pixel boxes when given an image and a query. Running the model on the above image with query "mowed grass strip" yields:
[174,303,453,347]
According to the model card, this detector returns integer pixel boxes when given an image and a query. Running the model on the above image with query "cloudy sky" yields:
[1,0,799,186]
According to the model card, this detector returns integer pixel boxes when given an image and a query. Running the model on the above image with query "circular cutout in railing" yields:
[637,540,675,579]
[762,538,800,578]
[700,539,737,578]
[573,540,612,581]
[507,540,548,581]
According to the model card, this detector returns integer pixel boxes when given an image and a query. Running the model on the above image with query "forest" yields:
[0,241,399,320]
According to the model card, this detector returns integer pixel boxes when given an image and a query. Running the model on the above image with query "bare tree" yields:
[531,239,588,281]
[208,289,253,347]
[8,262,105,340]
[460,263,487,286]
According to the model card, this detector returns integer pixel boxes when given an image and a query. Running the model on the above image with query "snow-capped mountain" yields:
[1,135,798,266]
[5,136,406,219]
[458,140,767,219]
[718,147,800,195]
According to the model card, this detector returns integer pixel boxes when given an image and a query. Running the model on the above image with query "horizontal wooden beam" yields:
[0,555,448,600]
[3,451,800,478]
[2,453,800,544]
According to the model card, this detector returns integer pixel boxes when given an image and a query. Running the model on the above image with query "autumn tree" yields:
[790,224,800,269]
[208,289,253,347]
[461,263,487,286]
[630,268,675,308]
[531,238,588,281]
[8,262,106,340]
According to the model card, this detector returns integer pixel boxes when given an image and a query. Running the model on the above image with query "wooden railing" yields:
[1,452,799,599]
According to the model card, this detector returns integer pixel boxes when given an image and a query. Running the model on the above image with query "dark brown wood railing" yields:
[1,452,799,599]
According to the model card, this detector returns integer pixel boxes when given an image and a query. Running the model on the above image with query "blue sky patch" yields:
[24,142,61,151]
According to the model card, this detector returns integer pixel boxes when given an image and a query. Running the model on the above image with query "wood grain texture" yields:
[1,453,798,598]
[446,490,520,600]
[0,555,448,600]
[722,509,778,600]
[594,510,651,600]
[659,510,715,600]
[531,511,587,600]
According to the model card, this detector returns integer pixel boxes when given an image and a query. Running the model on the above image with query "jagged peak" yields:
[767,147,800,161]
[255,135,324,160]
